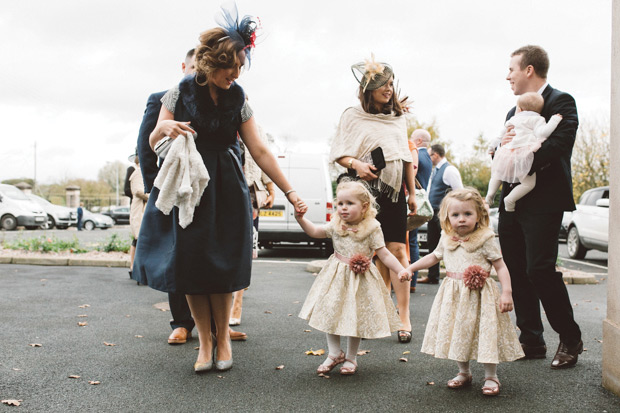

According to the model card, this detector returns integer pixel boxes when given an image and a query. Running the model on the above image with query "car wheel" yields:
[83,220,95,231]
[567,226,587,259]
[1,215,18,230]
[41,215,56,230]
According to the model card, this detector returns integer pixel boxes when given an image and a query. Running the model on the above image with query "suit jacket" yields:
[416,147,432,190]
[137,91,166,193]
[500,85,578,213]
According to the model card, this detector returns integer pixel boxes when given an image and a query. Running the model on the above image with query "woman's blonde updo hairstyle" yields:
[194,27,245,86]
[438,187,490,233]
[335,178,378,220]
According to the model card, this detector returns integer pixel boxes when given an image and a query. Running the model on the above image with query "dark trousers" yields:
[169,292,194,331]
[408,228,419,286]
[426,211,442,282]
[498,210,581,347]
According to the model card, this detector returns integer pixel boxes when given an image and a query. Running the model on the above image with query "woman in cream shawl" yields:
[329,55,417,343]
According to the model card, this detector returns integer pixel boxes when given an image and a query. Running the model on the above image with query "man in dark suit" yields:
[136,49,197,345]
[499,45,582,369]
[408,129,433,292]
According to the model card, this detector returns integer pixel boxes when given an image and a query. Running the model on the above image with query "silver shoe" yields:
[194,359,213,373]
[214,346,233,371]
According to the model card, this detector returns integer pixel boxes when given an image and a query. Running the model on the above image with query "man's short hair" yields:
[430,144,445,158]
[511,45,549,79]
[186,48,195,60]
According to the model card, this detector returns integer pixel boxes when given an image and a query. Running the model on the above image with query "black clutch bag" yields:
[370,147,386,171]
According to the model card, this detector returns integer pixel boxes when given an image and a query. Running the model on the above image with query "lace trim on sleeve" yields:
[241,101,253,123]
[161,86,180,114]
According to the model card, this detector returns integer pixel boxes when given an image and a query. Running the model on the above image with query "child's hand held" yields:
[398,269,412,282]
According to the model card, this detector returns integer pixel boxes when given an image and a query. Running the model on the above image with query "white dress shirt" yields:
[428,157,463,194]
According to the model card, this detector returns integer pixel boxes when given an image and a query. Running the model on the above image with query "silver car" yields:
[566,186,609,259]
[81,209,114,231]
[26,194,77,229]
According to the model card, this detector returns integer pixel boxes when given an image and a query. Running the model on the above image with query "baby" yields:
[486,92,562,211]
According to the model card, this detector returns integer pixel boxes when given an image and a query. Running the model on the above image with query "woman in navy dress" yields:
[133,6,305,372]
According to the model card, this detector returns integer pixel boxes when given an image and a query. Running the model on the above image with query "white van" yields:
[0,184,47,230]
[258,153,333,250]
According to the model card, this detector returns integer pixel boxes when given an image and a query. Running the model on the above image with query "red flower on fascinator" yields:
[463,265,490,290]
[350,254,371,274]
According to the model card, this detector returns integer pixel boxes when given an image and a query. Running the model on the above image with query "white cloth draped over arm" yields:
[153,132,210,228]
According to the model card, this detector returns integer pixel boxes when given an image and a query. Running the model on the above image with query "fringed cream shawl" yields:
[329,106,412,202]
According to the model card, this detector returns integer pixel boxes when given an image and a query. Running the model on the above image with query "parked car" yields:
[566,186,609,259]
[102,206,130,225]
[26,194,77,229]
[0,184,47,230]
[258,153,334,251]
[81,209,114,230]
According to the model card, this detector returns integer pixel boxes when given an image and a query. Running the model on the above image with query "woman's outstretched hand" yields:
[287,192,307,216]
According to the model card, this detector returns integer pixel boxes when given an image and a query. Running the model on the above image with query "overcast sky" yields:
[0,0,611,184]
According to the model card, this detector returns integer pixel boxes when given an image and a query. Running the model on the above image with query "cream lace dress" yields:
[421,228,525,363]
[299,217,401,338]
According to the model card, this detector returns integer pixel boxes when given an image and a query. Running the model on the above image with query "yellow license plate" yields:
[260,210,284,217]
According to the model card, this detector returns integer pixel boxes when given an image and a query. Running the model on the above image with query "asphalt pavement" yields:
[1,253,618,412]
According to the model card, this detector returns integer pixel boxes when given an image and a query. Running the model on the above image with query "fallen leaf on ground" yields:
[584,300,591,302]
[68,375,81,379]
[217,376,225,379]
[426,381,435,385]
[12,368,21,371]
[268,271,272,274]
[264,310,272,314]
[78,304,90,308]
[77,315,88,318]
[303,330,312,333]
[357,350,371,356]
[402,351,411,355]
[1,400,22,406]
[88,381,100,385]
[275,365,284,370]
[293,301,300,304]
[318,373,330,379]
[288,314,293,317]
[399,357,408,362]
[103,342,116,346]
[40,279,47,282]
[125,315,131,318]
[135,335,143,338]
[194,347,200,350]
[595,338,603,343]
[305,348,325,356]
[78,322,88,327]
[29,343,42,347]
[421,294,426,296]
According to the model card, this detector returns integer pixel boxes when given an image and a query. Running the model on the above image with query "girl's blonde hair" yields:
[438,187,490,233]
[335,178,378,220]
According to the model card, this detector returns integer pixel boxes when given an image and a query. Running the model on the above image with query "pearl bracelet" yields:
[284,189,296,197]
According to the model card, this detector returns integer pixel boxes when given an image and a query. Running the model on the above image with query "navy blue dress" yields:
[133,77,253,294]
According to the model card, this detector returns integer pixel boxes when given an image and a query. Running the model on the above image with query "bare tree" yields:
[571,119,610,202]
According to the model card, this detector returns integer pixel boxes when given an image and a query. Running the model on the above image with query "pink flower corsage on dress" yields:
[463,265,490,290]
[349,254,371,274]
